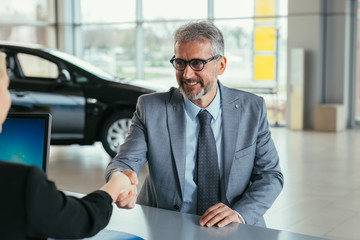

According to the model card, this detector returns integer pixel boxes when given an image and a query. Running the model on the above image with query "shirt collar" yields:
[183,82,221,121]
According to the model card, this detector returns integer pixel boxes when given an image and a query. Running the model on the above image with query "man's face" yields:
[174,40,226,107]
[0,56,11,133]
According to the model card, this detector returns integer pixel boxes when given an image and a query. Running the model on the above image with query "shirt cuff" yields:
[234,210,246,224]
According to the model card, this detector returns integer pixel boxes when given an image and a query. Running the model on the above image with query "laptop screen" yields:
[0,113,52,173]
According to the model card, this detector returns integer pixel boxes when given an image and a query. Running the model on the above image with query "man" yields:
[0,53,137,239]
[106,21,283,228]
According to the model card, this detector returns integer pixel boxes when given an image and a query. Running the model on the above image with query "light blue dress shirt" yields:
[181,84,224,214]
[180,83,245,223]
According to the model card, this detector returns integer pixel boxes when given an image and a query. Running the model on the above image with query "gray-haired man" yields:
[106,21,283,228]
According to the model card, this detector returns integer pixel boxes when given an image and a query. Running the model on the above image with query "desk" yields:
[66,192,329,240]
[105,204,329,240]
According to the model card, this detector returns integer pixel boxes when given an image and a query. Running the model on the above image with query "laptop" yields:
[0,113,52,173]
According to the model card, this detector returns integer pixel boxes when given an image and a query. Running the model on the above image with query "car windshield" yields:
[45,48,115,81]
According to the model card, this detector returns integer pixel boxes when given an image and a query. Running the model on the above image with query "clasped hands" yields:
[113,169,243,228]
[100,169,138,208]
[114,169,139,209]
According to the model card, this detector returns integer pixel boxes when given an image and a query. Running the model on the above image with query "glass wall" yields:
[143,0,207,20]
[79,0,136,78]
[0,0,288,125]
[143,22,181,85]
[214,0,288,125]
[77,0,288,125]
[80,24,137,79]
[0,0,56,47]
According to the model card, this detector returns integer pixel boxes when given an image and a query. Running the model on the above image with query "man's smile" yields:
[182,79,202,87]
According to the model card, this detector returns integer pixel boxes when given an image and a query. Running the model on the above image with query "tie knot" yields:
[198,110,212,126]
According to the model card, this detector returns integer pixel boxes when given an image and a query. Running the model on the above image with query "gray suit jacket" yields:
[106,82,283,227]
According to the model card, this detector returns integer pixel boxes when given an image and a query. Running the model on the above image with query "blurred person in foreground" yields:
[106,21,283,228]
[0,53,138,239]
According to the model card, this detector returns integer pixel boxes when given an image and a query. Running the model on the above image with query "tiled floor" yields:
[48,127,360,240]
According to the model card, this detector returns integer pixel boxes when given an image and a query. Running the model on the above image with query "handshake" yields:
[100,169,139,208]
[100,169,244,228]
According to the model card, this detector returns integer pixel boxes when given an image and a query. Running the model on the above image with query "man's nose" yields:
[182,64,196,79]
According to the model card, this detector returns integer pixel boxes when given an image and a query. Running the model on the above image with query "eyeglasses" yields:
[170,54,222,71]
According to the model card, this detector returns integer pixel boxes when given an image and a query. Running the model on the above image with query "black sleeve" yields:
[25,166,113,239]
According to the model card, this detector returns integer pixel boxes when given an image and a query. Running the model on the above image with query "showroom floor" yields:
[48,127,360,240]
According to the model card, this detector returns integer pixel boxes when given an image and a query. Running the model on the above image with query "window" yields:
[75,0,288,125]
[0,0,56,47]
[0,26,56,47]
[17,53,58,78]
[143,22,183,86]
[0,0,288,125]
[0,0,55,22]
[216,20,254,87]
[72,70,89,83]
[143,0,207,20]
[214,0,254,18]
[80,0,135,23]
[80,24,137,78]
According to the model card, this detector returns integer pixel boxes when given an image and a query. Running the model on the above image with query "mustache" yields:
[180,78,203,84]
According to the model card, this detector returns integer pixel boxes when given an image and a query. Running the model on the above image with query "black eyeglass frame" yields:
[170,54,222,71]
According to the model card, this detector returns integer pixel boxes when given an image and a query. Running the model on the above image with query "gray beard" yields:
[179,78,217,101]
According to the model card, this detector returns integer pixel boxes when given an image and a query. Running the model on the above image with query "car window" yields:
[17,53,59,79]
[72,70,89,83]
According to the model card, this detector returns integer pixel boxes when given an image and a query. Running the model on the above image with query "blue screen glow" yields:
[0,118,46,169]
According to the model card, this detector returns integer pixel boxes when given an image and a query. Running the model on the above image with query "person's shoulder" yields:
[222,84,263,102]
[0,162,45,187]
[138,87,180,104]
[140,87,177,99]
[0,161,33,175]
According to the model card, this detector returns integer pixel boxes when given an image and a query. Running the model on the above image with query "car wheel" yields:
[101,111,133,157]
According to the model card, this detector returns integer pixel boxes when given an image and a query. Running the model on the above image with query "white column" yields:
[208,0,214,20]
[136,0,144,80]
[56,0,77,55]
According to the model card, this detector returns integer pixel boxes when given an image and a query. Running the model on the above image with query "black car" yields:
[0,41,162,157]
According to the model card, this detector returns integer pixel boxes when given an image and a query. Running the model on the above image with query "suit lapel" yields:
[166,88,186,198]
[219,83,241,194]
[165,84,241,200]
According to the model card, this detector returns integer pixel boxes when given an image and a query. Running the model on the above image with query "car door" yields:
[7,50,86,140]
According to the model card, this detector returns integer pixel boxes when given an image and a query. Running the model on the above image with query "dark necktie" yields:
[196,110,220,215]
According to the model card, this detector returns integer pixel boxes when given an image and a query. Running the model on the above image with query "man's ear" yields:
[217,56,227,75]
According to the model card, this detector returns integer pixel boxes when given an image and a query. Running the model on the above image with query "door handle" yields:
[11,90,27,98]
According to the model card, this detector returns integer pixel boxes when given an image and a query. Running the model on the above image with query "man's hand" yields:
[115,169,138,209]
[199,203,243,228]
[100,170,136,203]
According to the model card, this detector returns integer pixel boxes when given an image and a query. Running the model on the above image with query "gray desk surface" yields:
[65,192,329,240]
[105,204,329,240]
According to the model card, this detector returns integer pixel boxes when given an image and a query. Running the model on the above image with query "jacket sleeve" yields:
[105,95,148,181]
[231,98,284,225]
[25,166,113,239]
